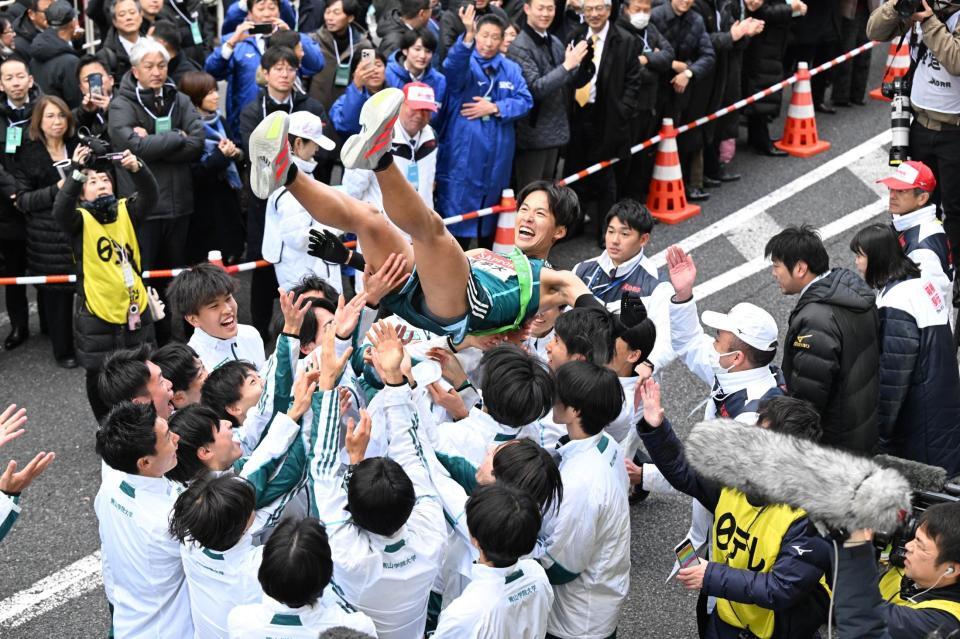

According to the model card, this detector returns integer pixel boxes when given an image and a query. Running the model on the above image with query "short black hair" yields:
[476,13,506,33]
[151,19,181,52]
[555,361,624,436]
[328,0,361,19]
[270,274,339,344]
[492,439,563,514]
[919,502,960,566]
[399,0,429,18]
[348,457,415,536]
[849,223,920,289]
[296,299,337,348]
[169,474,255,551]
[248,0,281,10]
[261,45,300,71]
[763,224,829,275]
[617,316,656,358]
[167,262,240,318]
[757,396,821,442]
[166,404,221,484]
[96,401,160,474]
[0,55,29,75]
[109,0,141,21]
[291,273,339,301]
[517,181,581,234]
[466,483,541,567]
[605,199,654,236]
[259,517,333,608]
[479,344,555,427]
[75,54,108,83]
[399,25,437,52]
[201,360,258,427]
[729,335,777,368]
[267,29,301,51]
[98,344,154,407]
[152,342,203,394]
[553,307,616,365]
[350,48,387,76]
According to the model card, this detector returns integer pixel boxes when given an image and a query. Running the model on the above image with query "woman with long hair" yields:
[850,223,960,474]
[177,71,245,265]
[13,95,79,367]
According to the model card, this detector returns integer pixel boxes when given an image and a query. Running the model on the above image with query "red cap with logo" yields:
[876,160,937,192]
[402,82,438,113]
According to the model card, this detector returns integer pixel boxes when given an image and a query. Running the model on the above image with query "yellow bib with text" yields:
[879,566,960,622]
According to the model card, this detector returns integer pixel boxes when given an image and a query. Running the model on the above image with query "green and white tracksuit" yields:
[307,384,448,639]
[227,593,377,638]
[0,493,20,542]
[433,560,554,639]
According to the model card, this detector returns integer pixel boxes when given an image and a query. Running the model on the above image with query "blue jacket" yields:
[329,83,371,136]
[639,417,832,639]
[876,276,960,475]
[436,37,532,238]
[205,35,325,139]
[385,50,448,131]
[220,0,297,36]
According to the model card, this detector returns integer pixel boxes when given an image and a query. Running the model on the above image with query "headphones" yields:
[946,567,956,575]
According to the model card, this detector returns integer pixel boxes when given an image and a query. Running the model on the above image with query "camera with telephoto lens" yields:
[894,0,922,18]
[873,489,960,567]
[886,77,912,166]
[77,130,111,157]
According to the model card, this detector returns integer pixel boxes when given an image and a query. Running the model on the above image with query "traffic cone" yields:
[645,119,701,225]
[493,189,517,254]
[207,250,225,269]
[869,42,911,102]
[774,62,831,158]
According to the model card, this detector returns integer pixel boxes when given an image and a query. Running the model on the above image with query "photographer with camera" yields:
[835,504,960,638]
[867,0,960,273]
[52,145,159,420]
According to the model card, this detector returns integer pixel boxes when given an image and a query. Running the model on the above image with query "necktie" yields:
[574,34,600,108]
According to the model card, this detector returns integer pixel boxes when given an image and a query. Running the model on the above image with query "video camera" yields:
[874,487,960,567]
[894,0,922,18]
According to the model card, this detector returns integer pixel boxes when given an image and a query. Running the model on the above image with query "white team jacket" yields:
[307,385,447,639]
[0,493,20,542]
[95,468,193,638]
[227,593,378,638]
[189,324,266,373]
[541,432,631,639]
[434,560,554,639]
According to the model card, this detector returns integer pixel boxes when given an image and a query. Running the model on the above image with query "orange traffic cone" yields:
[493,189,517,254]
[774,62,831,158]
[207,250,225,269]
[869,42,910,102]
[645,119,700,225]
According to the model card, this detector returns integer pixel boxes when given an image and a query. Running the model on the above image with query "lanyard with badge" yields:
[481,66,496,122]
[136,88,175,133]
[332,28,354,87]
[641,31,651,55]
[5,117,28,154]
[405,132,420,185]
[586,258,644,297]
[168,0,204,46]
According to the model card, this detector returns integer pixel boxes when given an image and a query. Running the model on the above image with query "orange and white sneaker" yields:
[249,111,291,199]
[340,88,404,170]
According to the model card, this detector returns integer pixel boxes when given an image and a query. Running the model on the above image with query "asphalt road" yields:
[0,50,897,637]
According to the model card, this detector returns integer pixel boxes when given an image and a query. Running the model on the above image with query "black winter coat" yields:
[53,162,159,369]
[96,28,134,86]
[28,30,82,108]
[742,2,793,118]
[12,11,38,61]
[108,73,205,220]
[875,276,960,475]
[616,15,675,117]
[783,268,879,454]
[567,21,645,162]
[0,86,40,240]
[789,0,841,46]
[13,137,79,286]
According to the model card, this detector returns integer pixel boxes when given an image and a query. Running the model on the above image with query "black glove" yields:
[620,291,648,328]
[307,228,366,270]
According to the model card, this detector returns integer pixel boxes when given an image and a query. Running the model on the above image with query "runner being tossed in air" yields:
[247,88,596,341]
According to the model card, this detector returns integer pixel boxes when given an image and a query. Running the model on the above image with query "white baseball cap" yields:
[288,111,336,151]
[701,303,778,352]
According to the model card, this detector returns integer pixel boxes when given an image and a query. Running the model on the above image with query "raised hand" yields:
[636,378,664,427]
[288,357,319,422]
[459,4,477,41]
[362,253,409,307]
[278,288,312,336]
[334,292,368,340]
[345,409,371,464]
[0,405,26,449]
[0,451,55,494]
[427,382,469,420]
[368,321,406,385]
[666,244,697,301]
[318,323,353,391]
[426,347,468,389]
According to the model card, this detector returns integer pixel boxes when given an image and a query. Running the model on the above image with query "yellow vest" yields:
[711,488,808,639]
[879,566,960,622]
[79,200,147,325]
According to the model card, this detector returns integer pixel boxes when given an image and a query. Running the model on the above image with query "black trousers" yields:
[0,237,28,331]
[785,40,839,105]
[910,121,960,262]
[136,216,190,345]
[832,8,872,104]
[86,368,110,423]
[36,287,74,360]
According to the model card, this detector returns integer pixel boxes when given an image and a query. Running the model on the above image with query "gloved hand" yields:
[307,228,366,270]
[620,291,648,327]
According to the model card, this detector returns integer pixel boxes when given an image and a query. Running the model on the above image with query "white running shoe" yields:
[249,111,291,200]
[340,88,405,170]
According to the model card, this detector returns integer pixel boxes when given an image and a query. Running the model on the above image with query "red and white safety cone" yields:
[645,119,701,225]
[774,62,831,158]
[869,42,911,102]
[493,189,517,254]
[207,250,225,269]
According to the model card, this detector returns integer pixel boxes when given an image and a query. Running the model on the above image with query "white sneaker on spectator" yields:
[249,111,291,200]
[340,88,404,170]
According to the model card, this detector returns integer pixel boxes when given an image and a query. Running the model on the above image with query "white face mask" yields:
[708,347,741,375]
[292,154,317,174]
[629,11,650,30]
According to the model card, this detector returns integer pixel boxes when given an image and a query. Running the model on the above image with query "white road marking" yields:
[0,302,38,331]
[724,211,783,262]
[649,129,891,269]
[0,551,102,628]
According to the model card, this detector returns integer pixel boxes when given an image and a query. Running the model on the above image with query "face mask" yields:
[292,154,317,174]
[708,347,741,375]
[630,11,650,29]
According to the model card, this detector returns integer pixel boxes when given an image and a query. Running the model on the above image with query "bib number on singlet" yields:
[471,250,515,282]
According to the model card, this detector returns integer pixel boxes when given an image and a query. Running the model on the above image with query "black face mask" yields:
[84,194,118,222]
